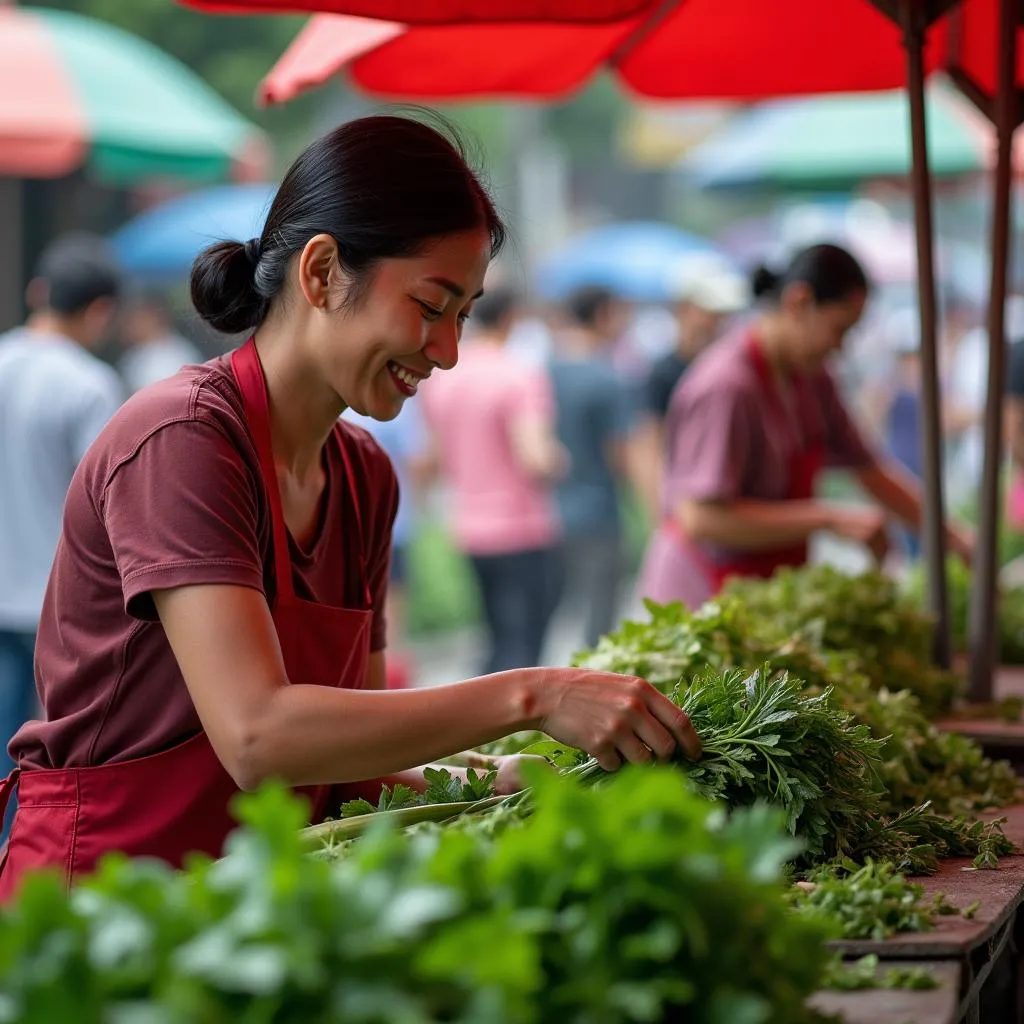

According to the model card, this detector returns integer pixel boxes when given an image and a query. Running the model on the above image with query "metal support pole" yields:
[901,0,951,667]
[0,178,23,333]
[967,0,1018,702]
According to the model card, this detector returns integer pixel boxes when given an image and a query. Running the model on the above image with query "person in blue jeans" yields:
[549,287,637,648]
[0,235,123,837]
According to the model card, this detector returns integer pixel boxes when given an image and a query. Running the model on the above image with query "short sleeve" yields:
[102,419,265,620]
[507,365,554,423]
[664,386,757,505]
[818,371,876,470]
[72,368,123,464]
[1008,341,1024,397]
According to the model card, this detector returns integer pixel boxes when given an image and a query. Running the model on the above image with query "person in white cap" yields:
[634,261,749,519]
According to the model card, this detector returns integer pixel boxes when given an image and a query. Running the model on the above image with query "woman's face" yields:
[782,284,867,370]
[309,228,491,420]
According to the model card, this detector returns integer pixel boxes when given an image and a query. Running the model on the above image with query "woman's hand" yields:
[534,669,702,772]
[457,750,552,795]
[827,505,890,564]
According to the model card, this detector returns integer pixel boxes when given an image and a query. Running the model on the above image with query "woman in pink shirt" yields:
[422,288,565,673]
[639,243,973,609]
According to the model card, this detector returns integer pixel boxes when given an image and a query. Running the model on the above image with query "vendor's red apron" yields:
[665,331,826,595]
[0,338,372,900]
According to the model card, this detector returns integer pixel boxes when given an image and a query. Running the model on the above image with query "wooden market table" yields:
[937,665,1024,763]
[819,805,1024,1023]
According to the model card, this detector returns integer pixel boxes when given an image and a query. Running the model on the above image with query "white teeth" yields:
[389,362,418,391]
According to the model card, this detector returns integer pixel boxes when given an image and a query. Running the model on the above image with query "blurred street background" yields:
[3,0,1022,691]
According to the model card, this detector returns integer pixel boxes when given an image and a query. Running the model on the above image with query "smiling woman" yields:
[0,113,702,901]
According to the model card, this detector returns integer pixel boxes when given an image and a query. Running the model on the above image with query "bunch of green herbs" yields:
[787,860,961,941]
[0,770,833,1024]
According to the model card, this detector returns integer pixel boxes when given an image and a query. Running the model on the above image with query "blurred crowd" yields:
[2,227,1024,779]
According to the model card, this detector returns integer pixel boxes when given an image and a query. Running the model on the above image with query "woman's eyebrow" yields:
[425,276,484,301]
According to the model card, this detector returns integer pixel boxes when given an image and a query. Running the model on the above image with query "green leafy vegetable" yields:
[906,557,1024,666]
[822,955,939,991]
[789,860,958,941]
[338,768,498,820]
[0,772,834,1024]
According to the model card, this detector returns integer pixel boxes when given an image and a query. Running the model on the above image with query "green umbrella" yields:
[677,82,999,192]
[0,5,267,183]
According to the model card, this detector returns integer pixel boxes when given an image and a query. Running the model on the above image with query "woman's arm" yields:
[510,414,567,482]
[154,584,700,791]
[855,461,973,561]
[677,497,836,550]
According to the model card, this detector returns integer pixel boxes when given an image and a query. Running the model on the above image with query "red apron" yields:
[666,331,826,595]
[0,338,372,900]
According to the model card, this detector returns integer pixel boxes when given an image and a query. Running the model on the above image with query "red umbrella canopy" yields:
[181,0,650,22]
[259,0,957,106]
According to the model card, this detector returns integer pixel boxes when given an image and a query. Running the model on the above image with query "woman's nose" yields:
[426,322,460,371]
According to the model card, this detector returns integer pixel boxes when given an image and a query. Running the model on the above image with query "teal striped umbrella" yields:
[677,83,1003,192]
[0,5,267,183]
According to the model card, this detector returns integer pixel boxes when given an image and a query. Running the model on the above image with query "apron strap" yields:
[333,426,372,609]
[0,768,20,876]
[745,331,826,452]
[231,339,295,601]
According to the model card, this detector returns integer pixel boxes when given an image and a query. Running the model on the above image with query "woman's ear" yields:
[780,280,814,318]
[297,234,339,311]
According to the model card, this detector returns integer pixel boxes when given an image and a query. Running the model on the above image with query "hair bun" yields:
[190,239,267,335]
[751,264,781,300]
[243,238,262,267]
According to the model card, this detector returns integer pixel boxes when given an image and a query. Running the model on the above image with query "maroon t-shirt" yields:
[11,358,397,770]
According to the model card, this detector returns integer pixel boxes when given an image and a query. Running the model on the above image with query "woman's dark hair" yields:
[751,243,869,306]
[191,113,506,335]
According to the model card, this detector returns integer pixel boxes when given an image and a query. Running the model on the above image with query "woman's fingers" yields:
[644,689,702,760]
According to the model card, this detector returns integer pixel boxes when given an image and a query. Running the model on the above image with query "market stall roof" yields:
[677,82,1012,191]
[182,0,647,20]
[0,5,268,183]
[257,0,954,105]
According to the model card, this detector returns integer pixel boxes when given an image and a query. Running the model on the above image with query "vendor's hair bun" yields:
[191,240,267,336]
[751,264,781,300]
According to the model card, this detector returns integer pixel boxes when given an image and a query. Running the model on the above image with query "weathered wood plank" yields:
[809,961,961,1024]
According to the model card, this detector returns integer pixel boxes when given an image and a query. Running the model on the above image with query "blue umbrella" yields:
[535,221,730,303]
[111,183,277,281]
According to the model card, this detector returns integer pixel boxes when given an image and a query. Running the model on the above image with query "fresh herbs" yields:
[906,557,1024,667]
[517,668,1014,874]
[573,582,1021,821]
[788,860,959,941]
[726,565,961,715]
[0,772,833,1024]
[822,955,939,991]
[671,668,884,865]
[338,767,497,819]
